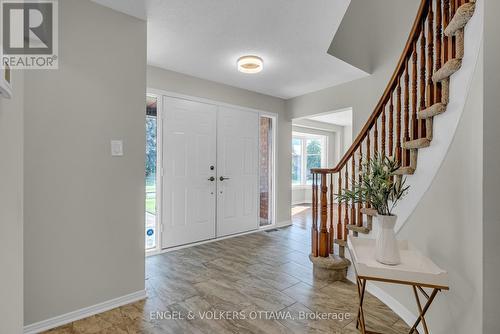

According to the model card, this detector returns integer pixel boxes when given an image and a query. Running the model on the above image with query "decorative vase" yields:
[375,214,401,265]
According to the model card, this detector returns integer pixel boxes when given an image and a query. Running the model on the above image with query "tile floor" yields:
[44,207,409,333]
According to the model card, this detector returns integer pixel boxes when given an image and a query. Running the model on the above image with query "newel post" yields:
[309,169,350,282]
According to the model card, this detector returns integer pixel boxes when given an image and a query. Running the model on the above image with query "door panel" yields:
[161,97,217,248]
[217,106,259,237]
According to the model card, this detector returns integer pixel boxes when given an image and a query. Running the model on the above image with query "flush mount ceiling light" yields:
[237,55,264,74]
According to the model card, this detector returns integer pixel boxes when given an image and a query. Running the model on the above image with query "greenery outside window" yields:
[292,132,327,186]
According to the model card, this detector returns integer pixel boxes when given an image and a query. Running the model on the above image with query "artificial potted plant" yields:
[337,155,409,265]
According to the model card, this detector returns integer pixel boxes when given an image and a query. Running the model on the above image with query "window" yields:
[292,133,327,186]
[145,95,159,251]
[259,115,276,227]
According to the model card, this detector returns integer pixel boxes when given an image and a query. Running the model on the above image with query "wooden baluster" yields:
[389,93,394,157]
[412,41,418,140]
[420,20,427,139]
[425,1,434,137]
[351,157,356,230]
[396,77,402,164]
[357,145,363,227]
[343,167,349,241]
[311,173,318,257]
[443,0,450,64]
[435,0,442,102]
[366,132,372,215]
[367,130,371,165]
[450,0,456,59]
[374,119,379,156]
[404,58,410,166]
[329,172,334,254]
[381,103,387,157]
[337,170,345,257]
[319,173,328,257]
[337,171,342,242]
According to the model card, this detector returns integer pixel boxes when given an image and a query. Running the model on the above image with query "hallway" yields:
[45,210,409,333]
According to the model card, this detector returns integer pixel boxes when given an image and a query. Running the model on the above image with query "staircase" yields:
[309,0,478,267]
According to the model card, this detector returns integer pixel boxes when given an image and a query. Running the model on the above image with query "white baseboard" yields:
[24,290,147,334]
[346,271,422,333]
[276,220,292,228]
[292,201,311,206]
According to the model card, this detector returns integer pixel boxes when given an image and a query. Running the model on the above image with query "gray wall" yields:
[0,71,24,333]
[24,0,147,324]
[328,0,420,74]
[286,0,419,136]
[373,45,484,334]
[147,66,292,225]
[483,0,500,332]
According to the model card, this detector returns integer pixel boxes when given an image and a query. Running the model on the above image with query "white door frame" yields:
[146,88,278,251]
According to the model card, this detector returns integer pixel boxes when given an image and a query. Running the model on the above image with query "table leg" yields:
[356,277,368,333]
[409,288,439,334]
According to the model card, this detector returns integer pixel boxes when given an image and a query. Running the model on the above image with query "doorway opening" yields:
[290,108,353,228]
[145,95,159,251]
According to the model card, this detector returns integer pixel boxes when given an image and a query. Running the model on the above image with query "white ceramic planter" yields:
[375,214,401,265]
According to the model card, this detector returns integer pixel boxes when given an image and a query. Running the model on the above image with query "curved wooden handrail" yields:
[310,0,467,259]
[314,0,430,174]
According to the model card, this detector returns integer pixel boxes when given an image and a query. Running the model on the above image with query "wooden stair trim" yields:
[426,118,434,142]
[444,2,476,37]
[334,239,346,247]
[394,166,416,175]
[360,207,378,216]
[456,29,465,60]
[402,138,431,149]
[432,58,462,83]
[418,103,446,119]
[347,224,371,234]
[442,78,450,105]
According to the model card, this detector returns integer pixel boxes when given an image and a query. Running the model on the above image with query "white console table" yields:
[347,236,449,334]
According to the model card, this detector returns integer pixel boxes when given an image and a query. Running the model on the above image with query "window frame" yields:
[292,132,328,187]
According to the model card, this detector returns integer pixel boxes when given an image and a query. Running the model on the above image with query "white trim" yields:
[23,290,146,334]
[292,184,310,190]
[292,200,312,206]
[147,88,278,117]
[146,221,291,257]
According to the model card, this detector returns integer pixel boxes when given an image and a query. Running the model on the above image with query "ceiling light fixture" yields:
[237,55,263,74]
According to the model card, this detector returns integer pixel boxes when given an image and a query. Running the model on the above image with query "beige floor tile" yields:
[44,208,406,334]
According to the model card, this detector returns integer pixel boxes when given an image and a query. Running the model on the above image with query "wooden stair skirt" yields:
[309,0,477,263]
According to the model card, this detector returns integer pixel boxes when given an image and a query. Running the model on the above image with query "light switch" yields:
[111,140,124,156]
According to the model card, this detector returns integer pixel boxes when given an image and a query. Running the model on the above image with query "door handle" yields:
[208,176,215,181]
[219,176,231,181]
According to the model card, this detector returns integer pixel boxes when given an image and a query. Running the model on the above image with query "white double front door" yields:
[161,96,259,249]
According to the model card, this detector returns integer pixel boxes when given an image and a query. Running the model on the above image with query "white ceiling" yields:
[92,0,368,99]
[308,108,353,126]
